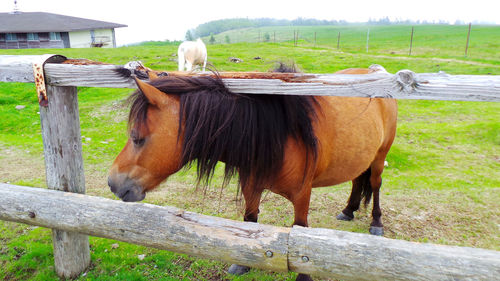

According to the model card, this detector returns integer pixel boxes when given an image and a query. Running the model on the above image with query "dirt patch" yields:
[306,186,500,250]
[0,145,45,185]
[88,100,129,124]
[0,143,111,199]
[369,54,500,68]
[317,45,500,69]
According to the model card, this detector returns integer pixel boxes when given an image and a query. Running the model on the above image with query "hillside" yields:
[188,17,477,39]
[188,17,344,38]
[203,24,500,64]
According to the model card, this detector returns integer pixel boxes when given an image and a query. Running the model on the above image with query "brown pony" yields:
[108,66,397,281]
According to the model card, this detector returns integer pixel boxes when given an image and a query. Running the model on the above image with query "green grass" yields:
[0,24,499,280]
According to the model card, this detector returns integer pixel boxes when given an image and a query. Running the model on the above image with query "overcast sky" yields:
[1,0,499,46]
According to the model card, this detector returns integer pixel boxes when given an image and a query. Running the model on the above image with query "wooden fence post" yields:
[39,84,90,278]
[465,23,472,57]
[293,30,299,46]
[409,26,415,56]
[337,31,341,49]
[366,28,370,53]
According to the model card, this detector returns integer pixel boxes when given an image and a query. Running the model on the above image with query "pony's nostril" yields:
[120,189,130,200]
[108,177,117,193]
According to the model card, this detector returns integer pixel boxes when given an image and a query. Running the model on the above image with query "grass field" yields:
[0,24,499,280]
[209,24,500,64]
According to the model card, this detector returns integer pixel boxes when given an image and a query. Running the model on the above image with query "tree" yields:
[185,30,194,41]
[209,33,216,44]
[263,33,270,42]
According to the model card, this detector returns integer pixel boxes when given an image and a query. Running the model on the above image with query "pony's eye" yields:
[130,129,146,148]
[132,137,145,147]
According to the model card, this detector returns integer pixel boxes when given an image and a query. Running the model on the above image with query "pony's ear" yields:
[134,77,167,106]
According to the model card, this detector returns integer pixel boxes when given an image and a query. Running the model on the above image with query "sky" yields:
[1,0,499,46]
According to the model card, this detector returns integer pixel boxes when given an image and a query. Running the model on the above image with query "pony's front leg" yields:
[291,187,312,227]
[291,185,314,281]
[227,186,263,276]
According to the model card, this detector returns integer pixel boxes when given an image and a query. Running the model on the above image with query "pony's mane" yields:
[128,75,319,189]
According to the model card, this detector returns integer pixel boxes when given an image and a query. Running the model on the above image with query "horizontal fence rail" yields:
[1,183,500,280]
[1,55,499,102]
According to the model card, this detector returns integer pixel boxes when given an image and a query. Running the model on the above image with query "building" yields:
[0,12,127,49]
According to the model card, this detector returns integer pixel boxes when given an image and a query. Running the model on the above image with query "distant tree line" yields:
[184,17,493,40]
[186,18,349,39]
[367,17,475,25]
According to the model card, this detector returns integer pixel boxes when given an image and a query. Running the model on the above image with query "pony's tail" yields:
[178,47,185,71]
[359,168,373,207]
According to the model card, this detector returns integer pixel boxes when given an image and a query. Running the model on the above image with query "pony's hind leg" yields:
[227,186,263,276]
[368,160,385,236]
[337,169,371,221]
[337,165,385,236]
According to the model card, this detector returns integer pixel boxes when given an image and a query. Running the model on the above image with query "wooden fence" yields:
[0,54,499,280]
[217,24,479,57]
[2,183,500,280]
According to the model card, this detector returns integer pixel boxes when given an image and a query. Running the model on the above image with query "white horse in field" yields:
[178,38,207,72]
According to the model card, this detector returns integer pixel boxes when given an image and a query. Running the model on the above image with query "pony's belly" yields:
[312,161,369,188]
[312,176,345,187]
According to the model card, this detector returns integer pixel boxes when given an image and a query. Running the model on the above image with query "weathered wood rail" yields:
[1,54,499,101]
[1,183,499,281]
[1,54,500,279]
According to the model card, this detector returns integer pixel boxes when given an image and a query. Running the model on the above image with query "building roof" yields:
[0,12,127,33]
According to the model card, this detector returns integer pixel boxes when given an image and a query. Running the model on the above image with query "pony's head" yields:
[108,78,182,202]
[108,72,319,202]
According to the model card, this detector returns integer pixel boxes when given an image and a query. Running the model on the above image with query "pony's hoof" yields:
[369,226,384,236]
[296,273,314,281]
[336,212,353,221]
[227,264,250,275]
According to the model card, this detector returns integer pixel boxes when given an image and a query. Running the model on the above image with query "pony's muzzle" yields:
[108,173,146,202]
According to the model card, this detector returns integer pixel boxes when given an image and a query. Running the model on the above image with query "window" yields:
[27,33,39,41]
[49,32,61,41]
[6,33,17,41]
